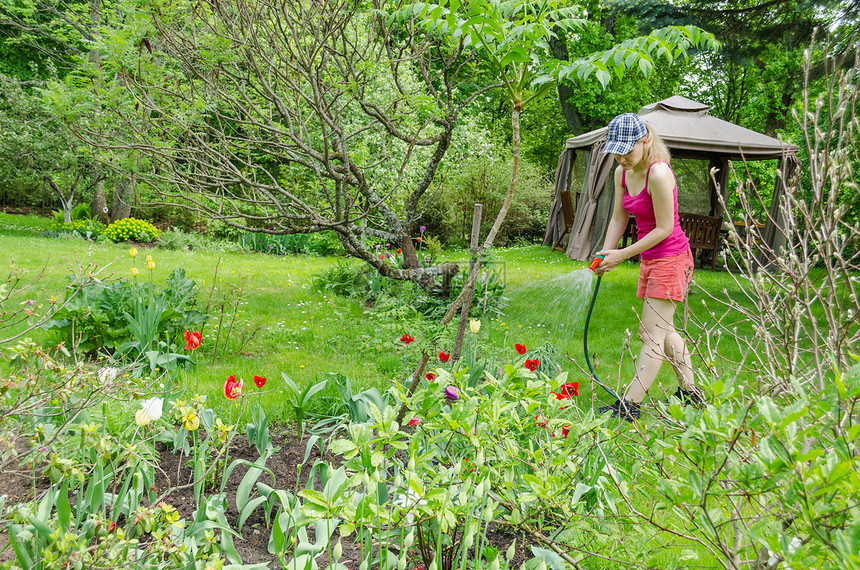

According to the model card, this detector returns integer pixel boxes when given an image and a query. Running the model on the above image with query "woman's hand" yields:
[593,249,625,275]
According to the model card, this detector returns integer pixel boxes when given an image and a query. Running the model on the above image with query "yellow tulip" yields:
[131,267,139,277]
[469,319,481,334]
[129,247,138,258]
[184,413,200,431]
[134,409,151,427]
[146,255,153,263]
[147,260,155,271]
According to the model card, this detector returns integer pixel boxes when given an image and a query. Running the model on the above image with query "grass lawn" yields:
[0,217,750,426]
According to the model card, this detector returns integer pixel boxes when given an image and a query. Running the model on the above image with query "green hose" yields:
[583,272,621,401]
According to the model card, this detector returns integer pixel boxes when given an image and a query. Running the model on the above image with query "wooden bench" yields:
[620,212,721,269]
[679,212,721,269]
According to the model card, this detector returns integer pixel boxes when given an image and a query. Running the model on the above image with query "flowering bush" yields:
[104,217,161,243]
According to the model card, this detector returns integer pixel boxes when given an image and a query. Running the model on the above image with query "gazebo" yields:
[543,96,800,266]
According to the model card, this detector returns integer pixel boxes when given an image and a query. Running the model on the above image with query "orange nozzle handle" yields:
[589,255,604,271]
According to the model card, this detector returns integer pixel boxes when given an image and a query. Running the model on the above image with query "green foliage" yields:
[313,258,508,320]
[241,230,345,257]
[53,203,91,224]
[428,155,552,247]
[52,218,107,240]
[104,217,161,243]
[41,269,206,364]
[155,227,245,253]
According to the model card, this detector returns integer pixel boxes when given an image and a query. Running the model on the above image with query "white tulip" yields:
[140,397,164,422]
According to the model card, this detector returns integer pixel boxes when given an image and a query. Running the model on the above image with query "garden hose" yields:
[583,256,622,401]
[584,255,679,427]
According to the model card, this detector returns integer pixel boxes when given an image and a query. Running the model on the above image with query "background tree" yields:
[0,75,101,221]
[606,0,857,133]
[0,0,132,221]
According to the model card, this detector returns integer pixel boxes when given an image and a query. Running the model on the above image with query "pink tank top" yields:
[620,162,690,260]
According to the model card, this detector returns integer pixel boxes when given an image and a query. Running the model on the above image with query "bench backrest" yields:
[679,212,721,250]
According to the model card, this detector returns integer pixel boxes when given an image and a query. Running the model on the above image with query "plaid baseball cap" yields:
[603,113,648,155]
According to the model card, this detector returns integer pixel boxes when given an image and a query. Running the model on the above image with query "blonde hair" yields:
[641,123,671,164]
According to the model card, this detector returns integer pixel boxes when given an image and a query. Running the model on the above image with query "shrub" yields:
[156,227,244,253]
[53,218,107,240]
[52,203,92,224]
[240,230,345,256]
[313,258,507,319]
[423,155,552,247]
[104,217,161,243]
[41,268,206,362]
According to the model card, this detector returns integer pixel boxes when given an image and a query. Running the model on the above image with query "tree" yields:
[606,0,858,134]
[0,75,101,221]
[55,0,500,283]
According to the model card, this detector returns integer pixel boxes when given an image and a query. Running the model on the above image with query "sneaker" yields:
[671,387,704,407]
[596,399,641,422]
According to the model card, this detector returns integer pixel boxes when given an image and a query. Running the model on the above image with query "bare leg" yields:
[624,297,680,403]
[664,330,695,390]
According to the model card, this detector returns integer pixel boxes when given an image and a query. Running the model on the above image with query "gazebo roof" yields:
[564,96,798,160]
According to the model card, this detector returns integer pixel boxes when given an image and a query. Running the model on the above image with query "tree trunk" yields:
[91,179,108,223]
[110,176,134,222]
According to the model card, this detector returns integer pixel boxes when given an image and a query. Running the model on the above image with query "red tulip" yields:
[224,375,244,399]
[515,343,527,354]
[400,334,415,345]
[438,351,450,362]
[556,382,579,398]
[524,359,539,372]
[425,372,436,380]
[253,375,267,388]
[562,426,570,438]
[409,417,421,427]
[184,330,202,350]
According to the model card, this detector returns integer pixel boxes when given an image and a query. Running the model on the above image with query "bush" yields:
[104,217,161,243]
[41,268,206,362]
[52,203,92,224]
[423,155,552,247]
[240,230,345,256]
[156,227,245,253]
[53,218,107,240]
[313,258,507,319]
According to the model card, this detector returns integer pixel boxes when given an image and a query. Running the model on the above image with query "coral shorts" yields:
[637,249,694,302]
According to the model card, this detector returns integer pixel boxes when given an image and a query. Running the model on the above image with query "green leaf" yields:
[56,480,71,531]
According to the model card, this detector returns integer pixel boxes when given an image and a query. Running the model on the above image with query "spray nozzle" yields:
[589,255,605,272]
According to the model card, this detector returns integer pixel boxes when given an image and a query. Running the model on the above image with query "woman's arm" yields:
[595,163,676,274]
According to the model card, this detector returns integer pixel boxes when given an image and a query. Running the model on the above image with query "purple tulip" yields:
[374,244,381,249]
[444,385,460,401]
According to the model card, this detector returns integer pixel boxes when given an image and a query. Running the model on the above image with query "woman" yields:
[592,113,702,421]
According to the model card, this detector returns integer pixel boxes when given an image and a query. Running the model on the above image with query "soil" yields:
[0,427,530,569]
